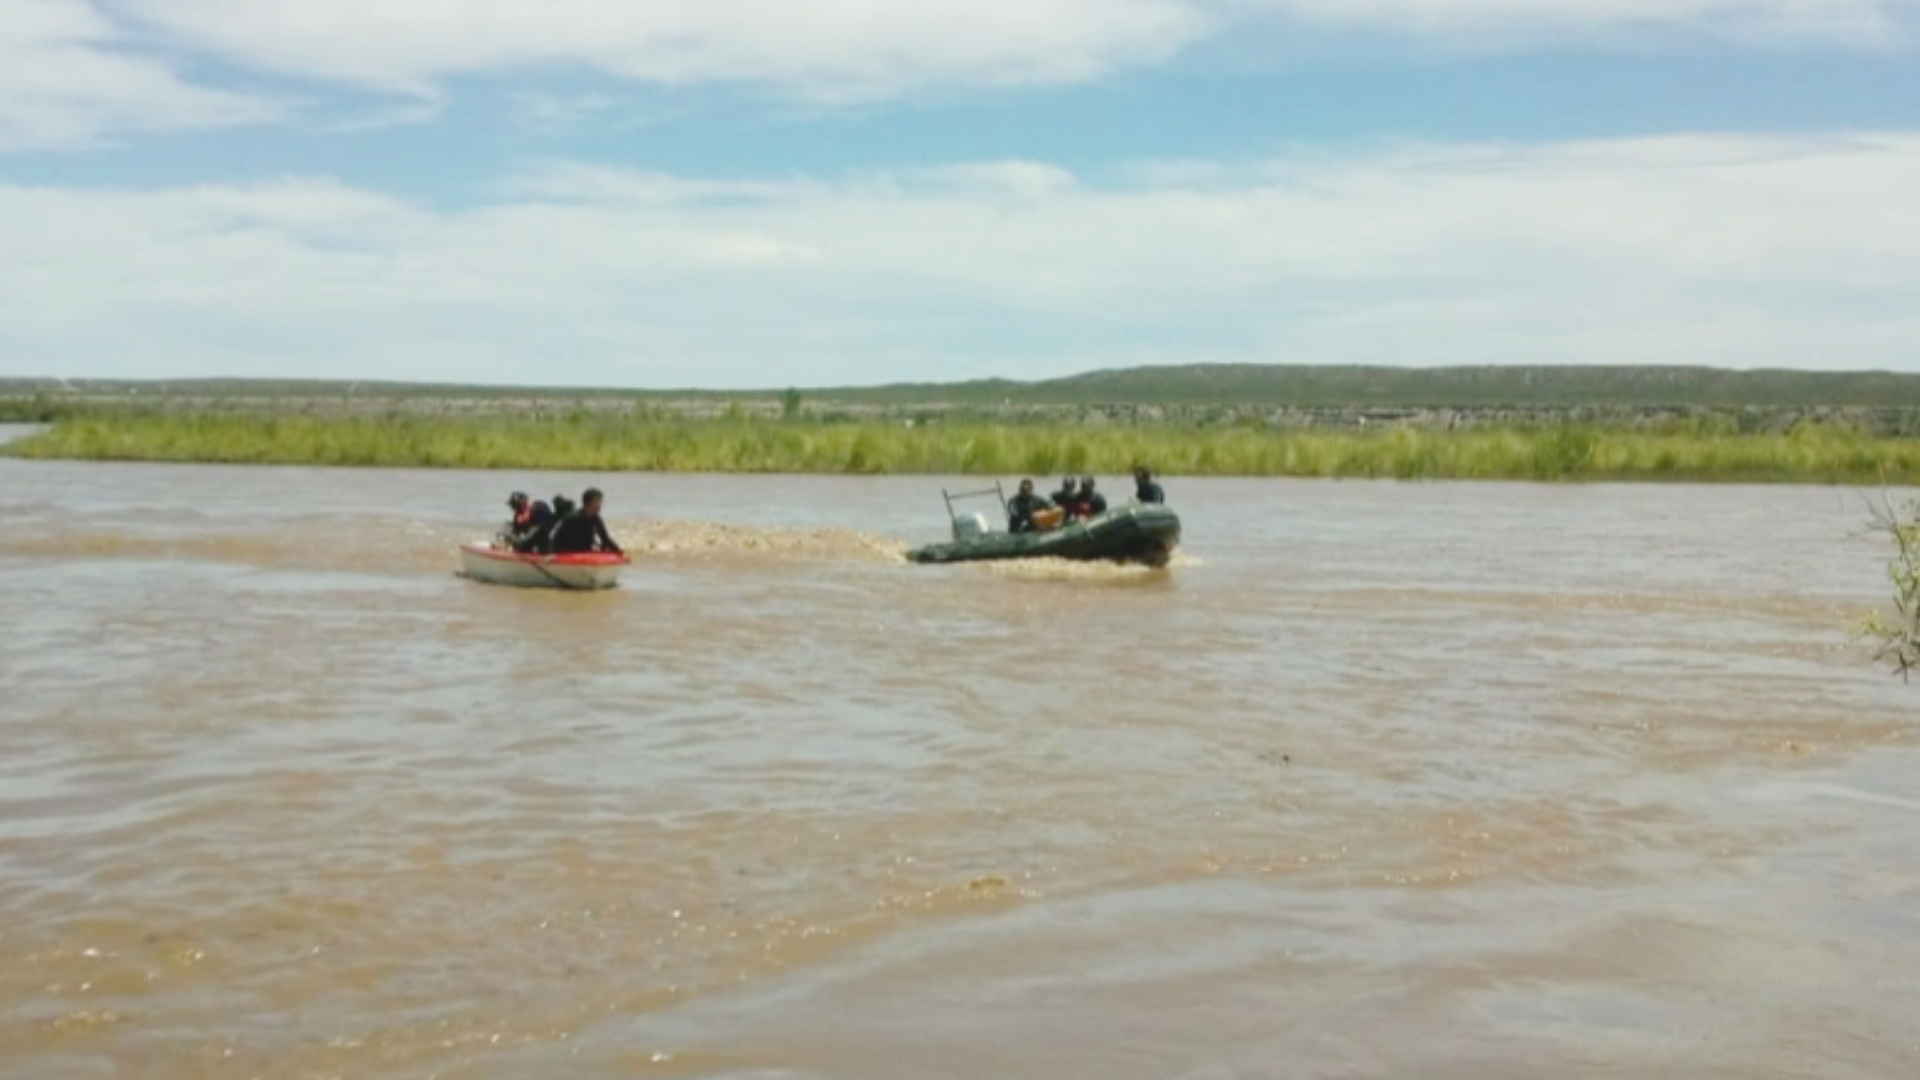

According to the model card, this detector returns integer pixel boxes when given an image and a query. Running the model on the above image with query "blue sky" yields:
[3,0,1919,389]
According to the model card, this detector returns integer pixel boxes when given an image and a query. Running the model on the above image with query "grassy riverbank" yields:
[8,413,1920,483]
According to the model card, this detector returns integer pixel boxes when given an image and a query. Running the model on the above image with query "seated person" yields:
[1069,475,1107,519]
[1050,476,1079,508]
[518,495,574,553]
[1132,466,1165,505]
[1006,478,1055,534]
[547,487,624,555]
[504,490,552,549]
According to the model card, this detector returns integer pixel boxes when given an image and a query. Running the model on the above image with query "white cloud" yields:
[508,92,617,136]
[3,133,1919,387]
[317,98,447,135]
[92,0,1920,113]
[0,0,1904,150]
[910,162,1081,199]
[1241,0,1918,47]
[112,0,1213,102]
[0,0,283,151]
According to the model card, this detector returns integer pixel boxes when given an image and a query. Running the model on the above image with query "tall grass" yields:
[8,413,1920,483]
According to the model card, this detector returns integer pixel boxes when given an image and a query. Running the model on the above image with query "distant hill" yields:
[809,364,1920,408]
[4,363,1919,409]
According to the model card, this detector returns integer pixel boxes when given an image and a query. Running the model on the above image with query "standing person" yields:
[1132,466,1165,504]
[548,488,624,555]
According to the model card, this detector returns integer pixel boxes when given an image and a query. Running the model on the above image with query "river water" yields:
[2,427,1917,1080]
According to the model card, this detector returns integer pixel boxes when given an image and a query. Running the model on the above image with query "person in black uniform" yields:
[548,488,623,555]
[505,491,554,551]
[1071,475,1107,519]
[1050,476,1078,508]
[1006,478,1053,533]
[515,494,572,553]
[1132,465,1165,504]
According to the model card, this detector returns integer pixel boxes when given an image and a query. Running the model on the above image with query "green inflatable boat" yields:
[905,482,1182,567]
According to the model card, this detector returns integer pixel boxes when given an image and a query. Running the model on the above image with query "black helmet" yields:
[506,490,528,508]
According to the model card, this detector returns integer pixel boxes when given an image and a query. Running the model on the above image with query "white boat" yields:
[457,541,629,590]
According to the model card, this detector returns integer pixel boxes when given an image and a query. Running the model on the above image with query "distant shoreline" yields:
[7,361,1920,411]
[7,411,1918,484]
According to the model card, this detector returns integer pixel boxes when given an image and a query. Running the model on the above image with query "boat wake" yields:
[3,516,1191,580]
[1,516,912,577]
[610,519,909,565]
[968,549,1205,582]
[0,516,467,576]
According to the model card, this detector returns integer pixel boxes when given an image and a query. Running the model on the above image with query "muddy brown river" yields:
[2,431,1917,1079]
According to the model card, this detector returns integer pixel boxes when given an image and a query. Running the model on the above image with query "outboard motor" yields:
[952,512,992,542]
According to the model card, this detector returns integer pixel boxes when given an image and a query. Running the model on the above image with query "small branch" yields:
[1860,489,1920,682]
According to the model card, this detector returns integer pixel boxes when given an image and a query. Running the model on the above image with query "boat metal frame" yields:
[936,481,1011,541]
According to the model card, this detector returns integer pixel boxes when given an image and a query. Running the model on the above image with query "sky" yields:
[2,0,1919,389]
